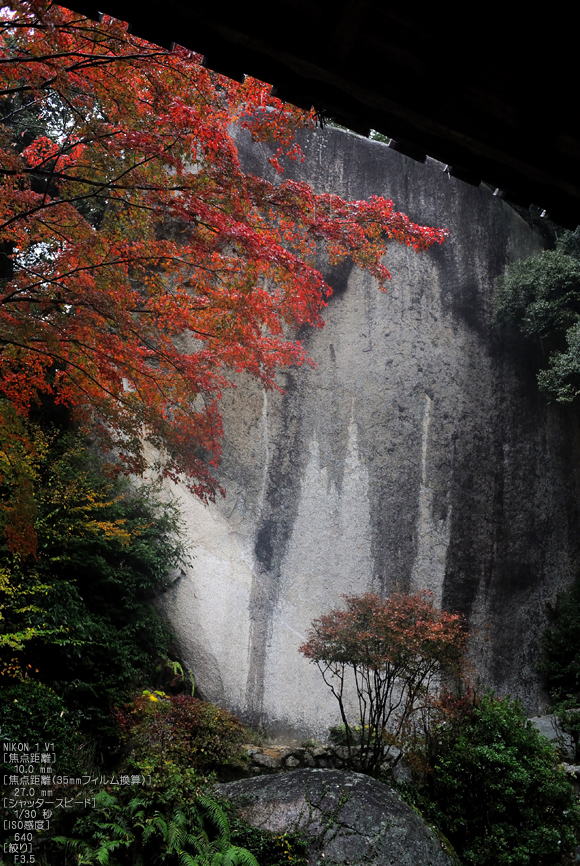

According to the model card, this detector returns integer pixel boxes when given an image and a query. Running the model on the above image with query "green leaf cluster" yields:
[0,425,187,744]
[495,227,580,401]
[541,574,580,706]
[411,694,580,865]
[0,679,79,754]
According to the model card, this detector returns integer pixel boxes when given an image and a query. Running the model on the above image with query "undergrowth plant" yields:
[50,789,260,865]
[44,690,261,864]
[539,571,580,760]
[1,684,259,863]
[113,692,246,780]
[541,572,580,706]
[407,693,580,866]
[228,815,309,866]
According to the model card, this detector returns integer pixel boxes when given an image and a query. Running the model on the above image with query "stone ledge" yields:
[241,742,347,774]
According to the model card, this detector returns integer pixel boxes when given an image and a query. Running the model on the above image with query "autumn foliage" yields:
[113,692,245,776]
[0,1,448,552]
[300,592,466,773]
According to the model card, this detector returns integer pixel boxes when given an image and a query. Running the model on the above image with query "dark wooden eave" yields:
[59,1,579,228]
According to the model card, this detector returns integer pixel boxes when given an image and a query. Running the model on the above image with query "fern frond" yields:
[53,836,98,864]
[178,851,205,866]
[142,812,168,843]
[191,829,212,854]
[197,796,231,845]
[224,846,260,866]
[167,809,189,852]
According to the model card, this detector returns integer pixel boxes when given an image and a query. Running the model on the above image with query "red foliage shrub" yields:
[113,693,244,777]
[300,591,467,774]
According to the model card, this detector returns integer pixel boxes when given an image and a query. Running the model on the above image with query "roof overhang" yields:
[57,1,580,228]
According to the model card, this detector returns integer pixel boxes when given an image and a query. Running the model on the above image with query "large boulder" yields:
[217,768,456,866]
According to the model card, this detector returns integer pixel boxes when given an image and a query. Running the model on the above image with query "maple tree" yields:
[300,592,466,773]
[0,0,448,537]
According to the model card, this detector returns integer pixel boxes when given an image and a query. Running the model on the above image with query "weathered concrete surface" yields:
[217,768,455,866]
[159,126,580,737]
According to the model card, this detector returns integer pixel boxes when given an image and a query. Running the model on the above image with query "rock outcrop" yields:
[217,768,456,866]
[159,124,580,736]
[528,714,576,762]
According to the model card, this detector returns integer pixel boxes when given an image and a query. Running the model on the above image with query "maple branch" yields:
[59,335,202,406]
[0,47,171,97]
[0,335,119,391]
[0,184,138,232]
[10,253,184,293]
[0,96,40,124]
[0,165,200,195]
[0,290,41,304]
[0,49,170,66]
[0,137,183,231]
[4,265,225,349]
[0,336,160,419]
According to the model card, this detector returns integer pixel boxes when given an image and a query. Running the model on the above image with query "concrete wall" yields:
[159,127,580,739]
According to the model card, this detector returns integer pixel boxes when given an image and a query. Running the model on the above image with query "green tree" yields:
[0,424,185,742]
[495,227,580,401]
[541,573,580,706]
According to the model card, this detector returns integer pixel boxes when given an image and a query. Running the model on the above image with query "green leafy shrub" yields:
[411,694,580,865]
[114,693,246,781]
[0,679,72,742]
[0,679,89,775]
[541,573,580,705]
[495,227,580,402]
[539,573,580,759]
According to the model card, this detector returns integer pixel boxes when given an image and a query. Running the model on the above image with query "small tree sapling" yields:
[299,591,466,774]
